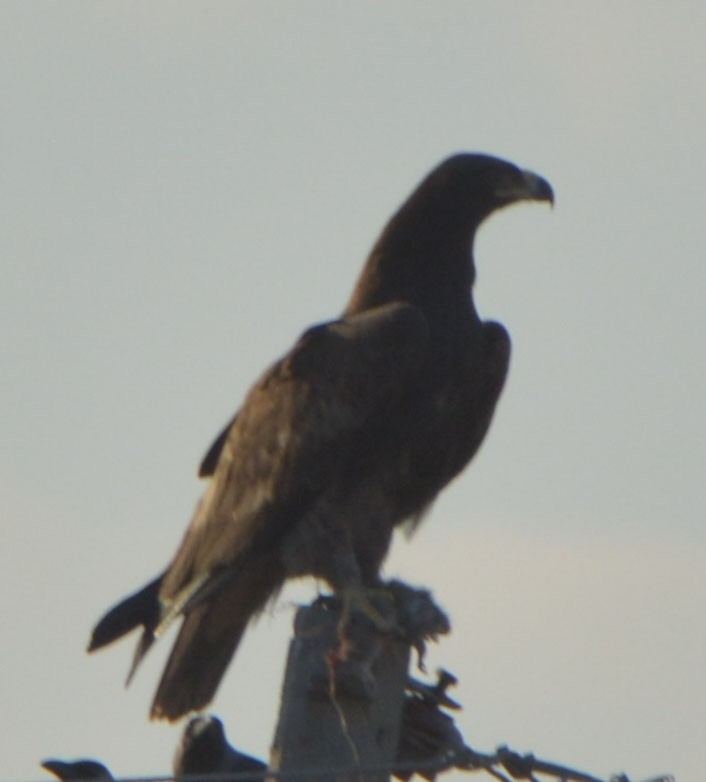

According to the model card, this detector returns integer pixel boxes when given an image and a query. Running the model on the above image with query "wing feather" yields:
[160,301,429,611]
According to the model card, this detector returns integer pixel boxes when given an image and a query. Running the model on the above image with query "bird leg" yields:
[320,586,394,700]
[316,582,450,701]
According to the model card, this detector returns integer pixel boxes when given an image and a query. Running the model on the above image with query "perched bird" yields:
[89,153,553,721]
[174,714,266,778]
[41,759,114,782]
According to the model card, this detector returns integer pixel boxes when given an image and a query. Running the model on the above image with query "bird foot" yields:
[313,587,397,701]
[310,582,451,701]
[339,586,399,635]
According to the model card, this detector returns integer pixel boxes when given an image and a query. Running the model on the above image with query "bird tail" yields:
[150,559,283,722]
[88,575,163,653]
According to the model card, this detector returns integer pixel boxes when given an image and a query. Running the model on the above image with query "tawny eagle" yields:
[89,153,553,720]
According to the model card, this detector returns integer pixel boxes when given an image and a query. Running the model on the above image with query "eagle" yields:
[88,153,553,721]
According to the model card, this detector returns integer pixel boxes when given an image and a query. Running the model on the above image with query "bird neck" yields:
[345,211,478,319]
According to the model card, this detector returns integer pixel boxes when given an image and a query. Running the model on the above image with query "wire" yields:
[29,756,676,782]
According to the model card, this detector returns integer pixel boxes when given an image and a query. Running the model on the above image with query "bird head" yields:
[424,153,554,227]
[346,152,553,314]
[41,760,113,782]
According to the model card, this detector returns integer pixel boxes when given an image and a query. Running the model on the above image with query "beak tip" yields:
[524,170,554,206]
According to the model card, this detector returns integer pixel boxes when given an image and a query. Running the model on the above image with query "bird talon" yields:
[339,587,398,634]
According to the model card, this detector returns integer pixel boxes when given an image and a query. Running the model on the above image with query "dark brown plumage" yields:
[173,715,266,779]
[88,153,553,721]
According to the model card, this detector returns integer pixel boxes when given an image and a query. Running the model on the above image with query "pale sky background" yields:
[2,3,705,782]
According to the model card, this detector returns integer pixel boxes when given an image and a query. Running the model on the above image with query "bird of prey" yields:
[173,714,266,778]
[89,153,553,721]
[41,760,114,782]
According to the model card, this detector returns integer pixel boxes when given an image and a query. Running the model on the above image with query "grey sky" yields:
[2,4,704,781]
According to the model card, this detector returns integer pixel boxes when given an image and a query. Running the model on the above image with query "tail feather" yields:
[88,575,163,653]
[125,626,156,687]
[150,560,283,721]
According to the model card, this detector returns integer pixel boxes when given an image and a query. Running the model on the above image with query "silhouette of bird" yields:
[89,153,553,720]
[174,714,266,778]
[41,759,113,782]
